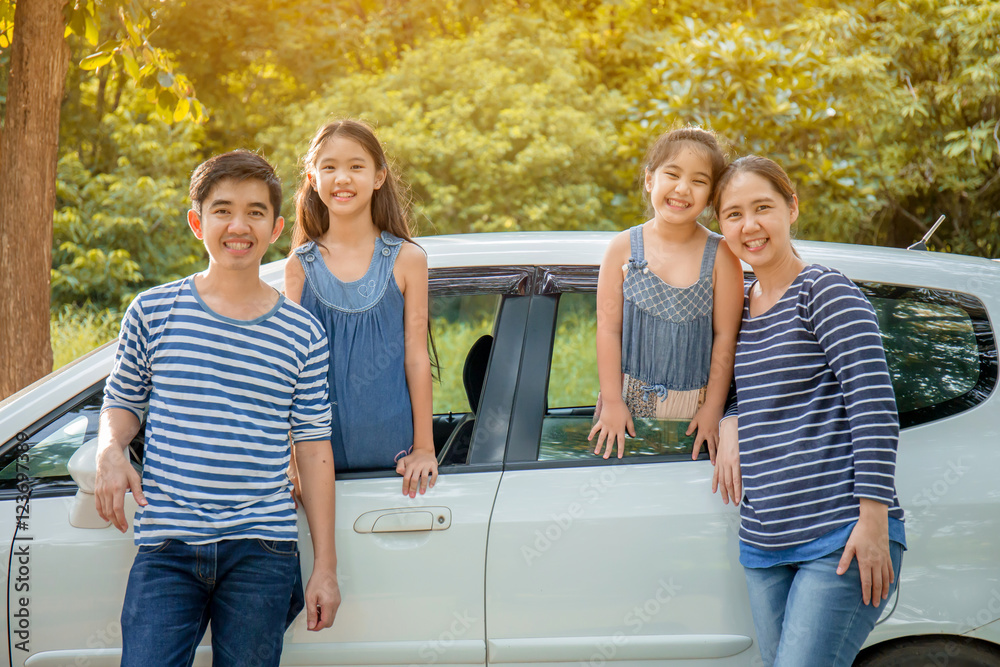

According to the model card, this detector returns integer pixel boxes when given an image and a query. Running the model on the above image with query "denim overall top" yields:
[295,230,412,472]
[621,224,721,397]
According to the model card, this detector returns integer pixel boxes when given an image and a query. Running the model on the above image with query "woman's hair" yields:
[641,126,728,213]
[712,155,796,214]
[291,119,412,249]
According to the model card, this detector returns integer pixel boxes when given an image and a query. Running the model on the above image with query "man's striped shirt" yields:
[730,265,904,551]
[102,276,332,546]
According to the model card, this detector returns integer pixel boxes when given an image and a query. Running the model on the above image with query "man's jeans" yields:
[744,543,903,667]
[121,538,303,667]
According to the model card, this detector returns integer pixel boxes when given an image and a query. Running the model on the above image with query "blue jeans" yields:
[744,543,903,667]
[121,538,303,667]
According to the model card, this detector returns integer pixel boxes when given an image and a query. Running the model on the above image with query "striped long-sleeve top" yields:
[730,264,904,552]
[102,276,332,546]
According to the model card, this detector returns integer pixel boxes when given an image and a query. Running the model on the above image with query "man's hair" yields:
[189,150,282,219]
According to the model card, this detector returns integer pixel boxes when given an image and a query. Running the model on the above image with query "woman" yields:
[711,156,906,667]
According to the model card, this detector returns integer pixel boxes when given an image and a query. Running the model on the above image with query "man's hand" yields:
[95,446,146,533]
[396,448,438,498]
[304,568,341,631]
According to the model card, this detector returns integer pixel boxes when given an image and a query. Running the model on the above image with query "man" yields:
[95,150,339,666]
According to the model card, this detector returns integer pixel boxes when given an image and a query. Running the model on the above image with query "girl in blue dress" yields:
[589,127,744,460]
[284,119,436,497]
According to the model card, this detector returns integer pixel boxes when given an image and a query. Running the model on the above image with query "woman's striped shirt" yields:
[102,276,332,546]
[730,264,904,551]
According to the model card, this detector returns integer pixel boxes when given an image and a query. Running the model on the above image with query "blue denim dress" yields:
[294,231,413,472]
[620,224,721,419]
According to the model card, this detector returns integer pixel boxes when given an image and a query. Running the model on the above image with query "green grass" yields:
[50,306,120,371]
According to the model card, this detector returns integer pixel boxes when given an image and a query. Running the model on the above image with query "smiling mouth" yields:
[224,240,252,250]
[333,191,355,199]
[667,199,690,208]
[745,238,768,250]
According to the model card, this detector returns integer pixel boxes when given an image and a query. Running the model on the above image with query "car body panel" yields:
[3,233,999,664]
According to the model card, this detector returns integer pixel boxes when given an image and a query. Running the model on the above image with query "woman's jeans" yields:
[121,538,303,667]
[744,543,903,667]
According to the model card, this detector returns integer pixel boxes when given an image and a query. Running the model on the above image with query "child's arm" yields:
[283,255,307,503]
[588,232,634,459]
[284,255,306,303]
[294,439,341,631]
[394,243,438,497]
[687,242,743,462]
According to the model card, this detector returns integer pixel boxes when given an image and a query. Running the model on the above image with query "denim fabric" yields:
[121,538,302,667]
[744,542,903,667]
[620,224,721,393]
[296,231,413,472]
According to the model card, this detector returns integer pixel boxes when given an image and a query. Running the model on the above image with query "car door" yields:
[279,267,532,667]
[484,267,758,667]
[0,375,141,667]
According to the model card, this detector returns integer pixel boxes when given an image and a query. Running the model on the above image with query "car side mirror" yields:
[67,438,111,529]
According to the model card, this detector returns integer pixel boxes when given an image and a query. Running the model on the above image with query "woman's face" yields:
[717,171,799,270]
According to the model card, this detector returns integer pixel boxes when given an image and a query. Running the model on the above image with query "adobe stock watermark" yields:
[916,587,1000,667]
[579,577,682,667]
[911,457,968,513]
[56,620,121,667]
[410,609,478,666]
[521,461,631,566]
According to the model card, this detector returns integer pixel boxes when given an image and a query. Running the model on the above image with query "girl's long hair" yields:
[292,119,413,249]
[291,119,440,380]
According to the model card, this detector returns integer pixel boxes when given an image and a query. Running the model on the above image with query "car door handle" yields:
[353,507,452,533]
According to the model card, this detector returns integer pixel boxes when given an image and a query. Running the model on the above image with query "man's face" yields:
[187,178,284,272]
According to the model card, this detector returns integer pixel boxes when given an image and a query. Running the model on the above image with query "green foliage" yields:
[260,16,630,237]
[62,0,204,124]
[52,91,206,310]
[50,305,120,371]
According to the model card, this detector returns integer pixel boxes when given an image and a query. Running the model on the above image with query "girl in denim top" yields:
[285,119,436,498]
[590,128,744,460]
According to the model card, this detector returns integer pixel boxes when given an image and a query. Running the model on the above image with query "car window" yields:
[861,283,995,428]
[0,382,106,495]
[431,293,501,414]
[535,276,997,462]
[540,291,697,461]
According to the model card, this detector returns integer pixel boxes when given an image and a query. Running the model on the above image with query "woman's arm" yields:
[687,240,744,462]
[394,242,438,497]
[807,270,899,605]
[588,232,634,459]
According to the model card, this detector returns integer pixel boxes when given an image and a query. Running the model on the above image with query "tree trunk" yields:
[0,0,70,400]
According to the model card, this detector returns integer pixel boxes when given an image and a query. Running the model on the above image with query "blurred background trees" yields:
[1,0,997,378]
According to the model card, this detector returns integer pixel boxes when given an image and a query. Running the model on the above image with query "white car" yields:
[2,232,999,667]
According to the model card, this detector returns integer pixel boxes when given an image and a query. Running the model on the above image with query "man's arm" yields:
[294,439,340,631]
[95,407,147,532]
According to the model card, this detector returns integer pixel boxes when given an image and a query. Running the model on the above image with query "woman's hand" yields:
[711,416,741,505]
[396,448,438,498]
[687,403,722,462]
[589,397,635,459]
[838,498,893,606]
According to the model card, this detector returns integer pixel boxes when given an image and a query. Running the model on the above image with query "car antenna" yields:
[906,215,946,251]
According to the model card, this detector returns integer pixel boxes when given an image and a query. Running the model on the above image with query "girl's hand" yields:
[395,449,438,498]
[687,403,722,462]
[588,397,635,459]
[711,416,741,505]
[838,499,893,606]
